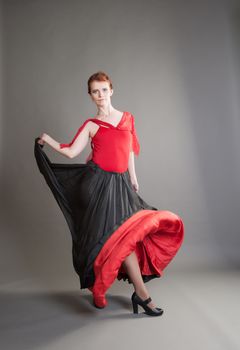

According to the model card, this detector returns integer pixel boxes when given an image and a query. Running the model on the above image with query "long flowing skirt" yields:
[34,138,184,306]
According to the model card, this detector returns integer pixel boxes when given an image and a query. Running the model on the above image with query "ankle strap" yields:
[142,297,152,306]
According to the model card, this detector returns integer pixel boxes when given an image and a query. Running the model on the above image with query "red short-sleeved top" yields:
[59,111,140,173]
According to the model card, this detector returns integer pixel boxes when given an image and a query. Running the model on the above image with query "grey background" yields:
[1,0,240,286]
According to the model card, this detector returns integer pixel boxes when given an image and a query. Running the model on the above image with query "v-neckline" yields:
[93,111,125,128]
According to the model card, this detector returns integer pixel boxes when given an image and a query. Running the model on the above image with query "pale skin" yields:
[38,80,157,309]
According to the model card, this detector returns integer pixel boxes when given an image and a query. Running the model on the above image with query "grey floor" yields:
[1,268,240,350]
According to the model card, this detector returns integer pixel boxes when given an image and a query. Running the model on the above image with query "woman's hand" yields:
[131,177,139,192]
[37,132,71,158]
[38,133,49,146]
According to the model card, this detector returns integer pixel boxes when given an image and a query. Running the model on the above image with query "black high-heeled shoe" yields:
[131,291,164,316]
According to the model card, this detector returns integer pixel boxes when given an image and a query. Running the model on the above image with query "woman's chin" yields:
[96,101,106,106]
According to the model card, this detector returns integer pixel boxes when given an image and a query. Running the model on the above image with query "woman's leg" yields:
[122,251,157,309]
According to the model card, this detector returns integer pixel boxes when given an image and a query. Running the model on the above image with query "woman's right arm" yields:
[38,122,91,159]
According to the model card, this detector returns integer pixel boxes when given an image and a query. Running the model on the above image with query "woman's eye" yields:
[92,88,107,93]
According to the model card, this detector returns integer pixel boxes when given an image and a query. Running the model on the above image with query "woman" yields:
[35,71,184,317]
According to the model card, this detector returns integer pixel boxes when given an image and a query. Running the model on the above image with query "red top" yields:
[59,111,140,173]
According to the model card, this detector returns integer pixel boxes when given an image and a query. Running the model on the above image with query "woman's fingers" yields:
[37,133,49,145]
[132,183,139,192]
[37,137,45,145]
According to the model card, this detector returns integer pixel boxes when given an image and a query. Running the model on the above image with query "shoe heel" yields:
[131,291,164,317]
[132,300,138,314]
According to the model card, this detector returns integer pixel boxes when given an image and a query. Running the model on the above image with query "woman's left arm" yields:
[128,151,139,192]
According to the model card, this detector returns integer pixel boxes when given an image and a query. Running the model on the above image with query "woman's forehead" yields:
[91,81,110,88]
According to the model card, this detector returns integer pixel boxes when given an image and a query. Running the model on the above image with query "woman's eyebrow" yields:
[93,88,108,91]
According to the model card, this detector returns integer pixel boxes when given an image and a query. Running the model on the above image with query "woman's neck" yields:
[96,104,115,117]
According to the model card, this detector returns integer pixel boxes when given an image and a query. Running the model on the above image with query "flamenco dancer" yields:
[35,71,184,317]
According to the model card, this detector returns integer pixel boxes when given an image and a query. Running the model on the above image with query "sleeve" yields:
[130,114,140,156]
[60,119,91,149]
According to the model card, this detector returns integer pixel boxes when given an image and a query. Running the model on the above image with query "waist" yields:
[87,160,128,174]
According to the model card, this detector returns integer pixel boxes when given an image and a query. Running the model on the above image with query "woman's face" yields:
[89,81,113,107]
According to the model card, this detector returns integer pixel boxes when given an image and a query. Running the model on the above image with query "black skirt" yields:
[34,138,158,288]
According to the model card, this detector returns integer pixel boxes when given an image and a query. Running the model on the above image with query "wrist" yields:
[130,174,137,182]
[43,133,50,143]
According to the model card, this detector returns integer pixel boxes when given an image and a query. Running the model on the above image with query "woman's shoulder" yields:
[74,118,99,136]
[124,110,133,116]
[125,111,136,119]
[124,111,136,125]
[123,111,135,122]
[80,117,99,126]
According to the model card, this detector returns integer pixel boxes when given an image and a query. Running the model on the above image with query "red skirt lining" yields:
[91,209,184,306]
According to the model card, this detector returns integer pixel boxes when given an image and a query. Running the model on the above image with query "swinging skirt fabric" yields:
[34,138,184,299]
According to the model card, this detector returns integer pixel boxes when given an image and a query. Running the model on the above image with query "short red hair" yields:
[87,71,113,94]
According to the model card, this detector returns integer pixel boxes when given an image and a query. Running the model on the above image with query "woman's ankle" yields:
[134,287,149,299]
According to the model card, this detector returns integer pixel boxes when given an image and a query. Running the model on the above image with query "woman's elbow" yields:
[68,149,81,159]
[68,151,75,159]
